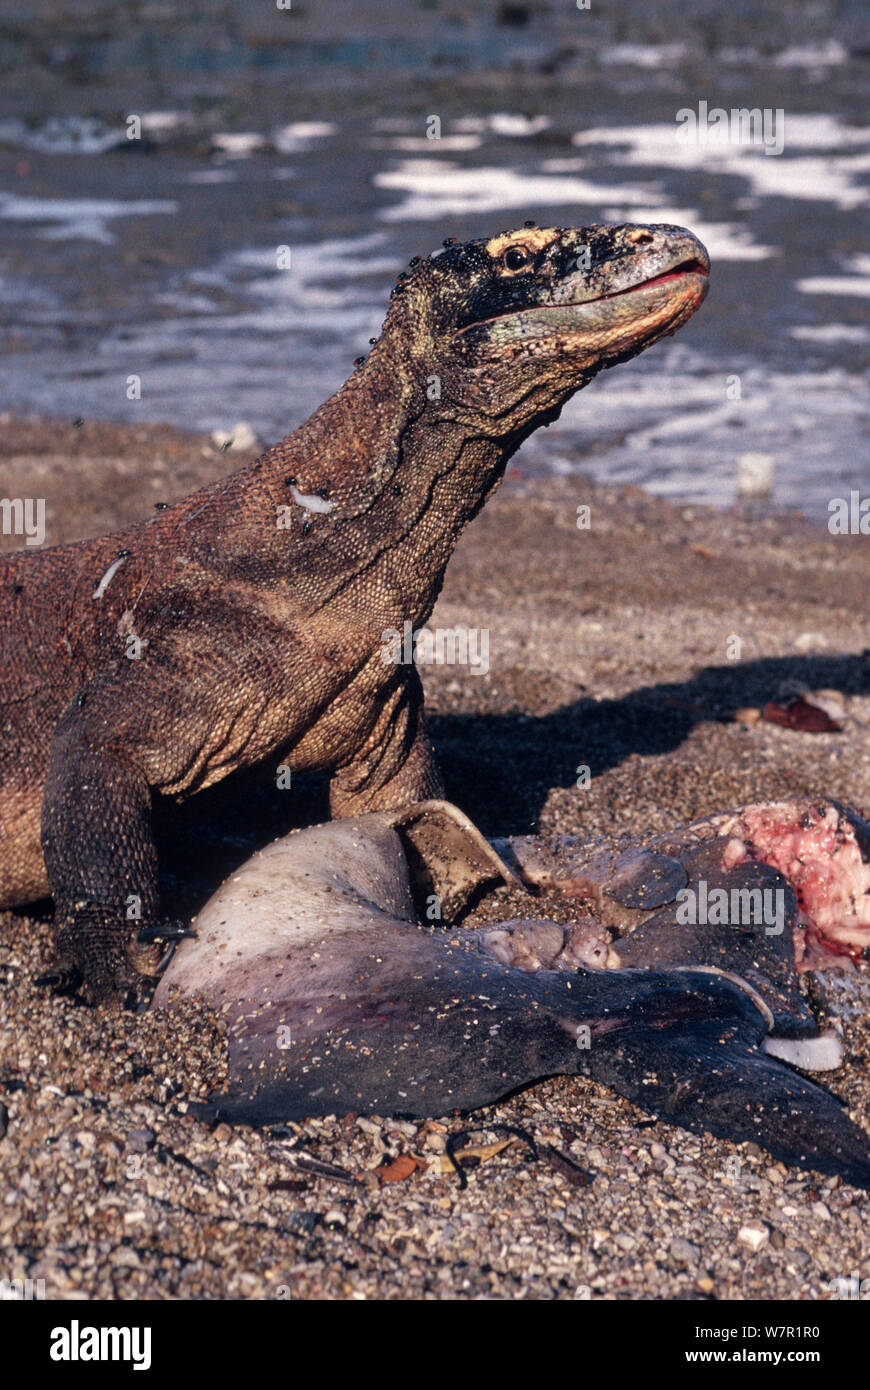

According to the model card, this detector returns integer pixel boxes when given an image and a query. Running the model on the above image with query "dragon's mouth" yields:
[457,255,709,339]
[594,256,710,302]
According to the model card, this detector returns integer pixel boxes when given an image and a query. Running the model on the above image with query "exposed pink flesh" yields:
[718,802,870,970]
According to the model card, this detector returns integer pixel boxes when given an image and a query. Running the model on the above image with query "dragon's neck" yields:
[249,345,517,624]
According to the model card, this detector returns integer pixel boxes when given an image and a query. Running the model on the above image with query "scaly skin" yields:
[0,221,709,1002]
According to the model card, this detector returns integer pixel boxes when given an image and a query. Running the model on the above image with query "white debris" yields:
[210,422,261,452]
[762,1028,844,1071]
[737,1221,769,1252]
[736,452,774,496]
[92,554,127,600]
[289,483,335,515]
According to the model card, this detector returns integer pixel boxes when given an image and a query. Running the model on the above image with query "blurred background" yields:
[0,0,867,517]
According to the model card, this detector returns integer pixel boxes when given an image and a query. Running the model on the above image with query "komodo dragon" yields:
[0,221,709,1003]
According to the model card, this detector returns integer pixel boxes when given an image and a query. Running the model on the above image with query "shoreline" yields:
[0,409,844,549]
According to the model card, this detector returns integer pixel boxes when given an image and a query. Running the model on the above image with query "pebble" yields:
[794,631,829,652]
[670,1237,701,1264]
[386,1121,417,1139]
[285,1211,321,1234]
[127,1129,156,1153]
[737,1221,769,1253]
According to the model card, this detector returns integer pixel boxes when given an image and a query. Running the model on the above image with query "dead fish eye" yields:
[503,246,532,272]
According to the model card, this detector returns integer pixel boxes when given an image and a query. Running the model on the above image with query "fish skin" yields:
[156,800,870,1189]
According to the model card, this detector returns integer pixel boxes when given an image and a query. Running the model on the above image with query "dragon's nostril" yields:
[627,228,654,245]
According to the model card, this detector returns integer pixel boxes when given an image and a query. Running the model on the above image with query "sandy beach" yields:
[2,415,869,1300]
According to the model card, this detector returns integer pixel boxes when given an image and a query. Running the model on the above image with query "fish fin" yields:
[388,799,518,914]
[584,1012,870,1188]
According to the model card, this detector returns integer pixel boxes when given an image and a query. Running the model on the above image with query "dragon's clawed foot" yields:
[36,909,193,1009]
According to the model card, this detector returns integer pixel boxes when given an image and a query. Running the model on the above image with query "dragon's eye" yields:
[503,245,532,272]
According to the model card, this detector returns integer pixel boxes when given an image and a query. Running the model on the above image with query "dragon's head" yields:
[378,221,709,437]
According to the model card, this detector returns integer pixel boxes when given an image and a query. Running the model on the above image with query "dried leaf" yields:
[762,698,842,733]
[438,1139,512,1175]
[377,1153,418,1185]
[540,1144,593,1187]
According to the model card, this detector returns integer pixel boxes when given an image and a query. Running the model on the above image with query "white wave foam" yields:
[375,160,662,220]
[798,254,870,297]
[774,41,847,67]
[599,43,689,67]
[797,276,870,298]
[791,324,870,343]
[211,133,267,158]
[272,122,337,154]
[0,192,177,244]
[572,118,870,211]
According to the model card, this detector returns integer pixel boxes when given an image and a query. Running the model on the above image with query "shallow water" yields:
[0,1,867,518]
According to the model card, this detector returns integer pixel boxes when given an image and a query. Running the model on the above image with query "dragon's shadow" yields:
[153,650,870,912]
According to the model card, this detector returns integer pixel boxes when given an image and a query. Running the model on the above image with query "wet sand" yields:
[1,415,870,1300]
